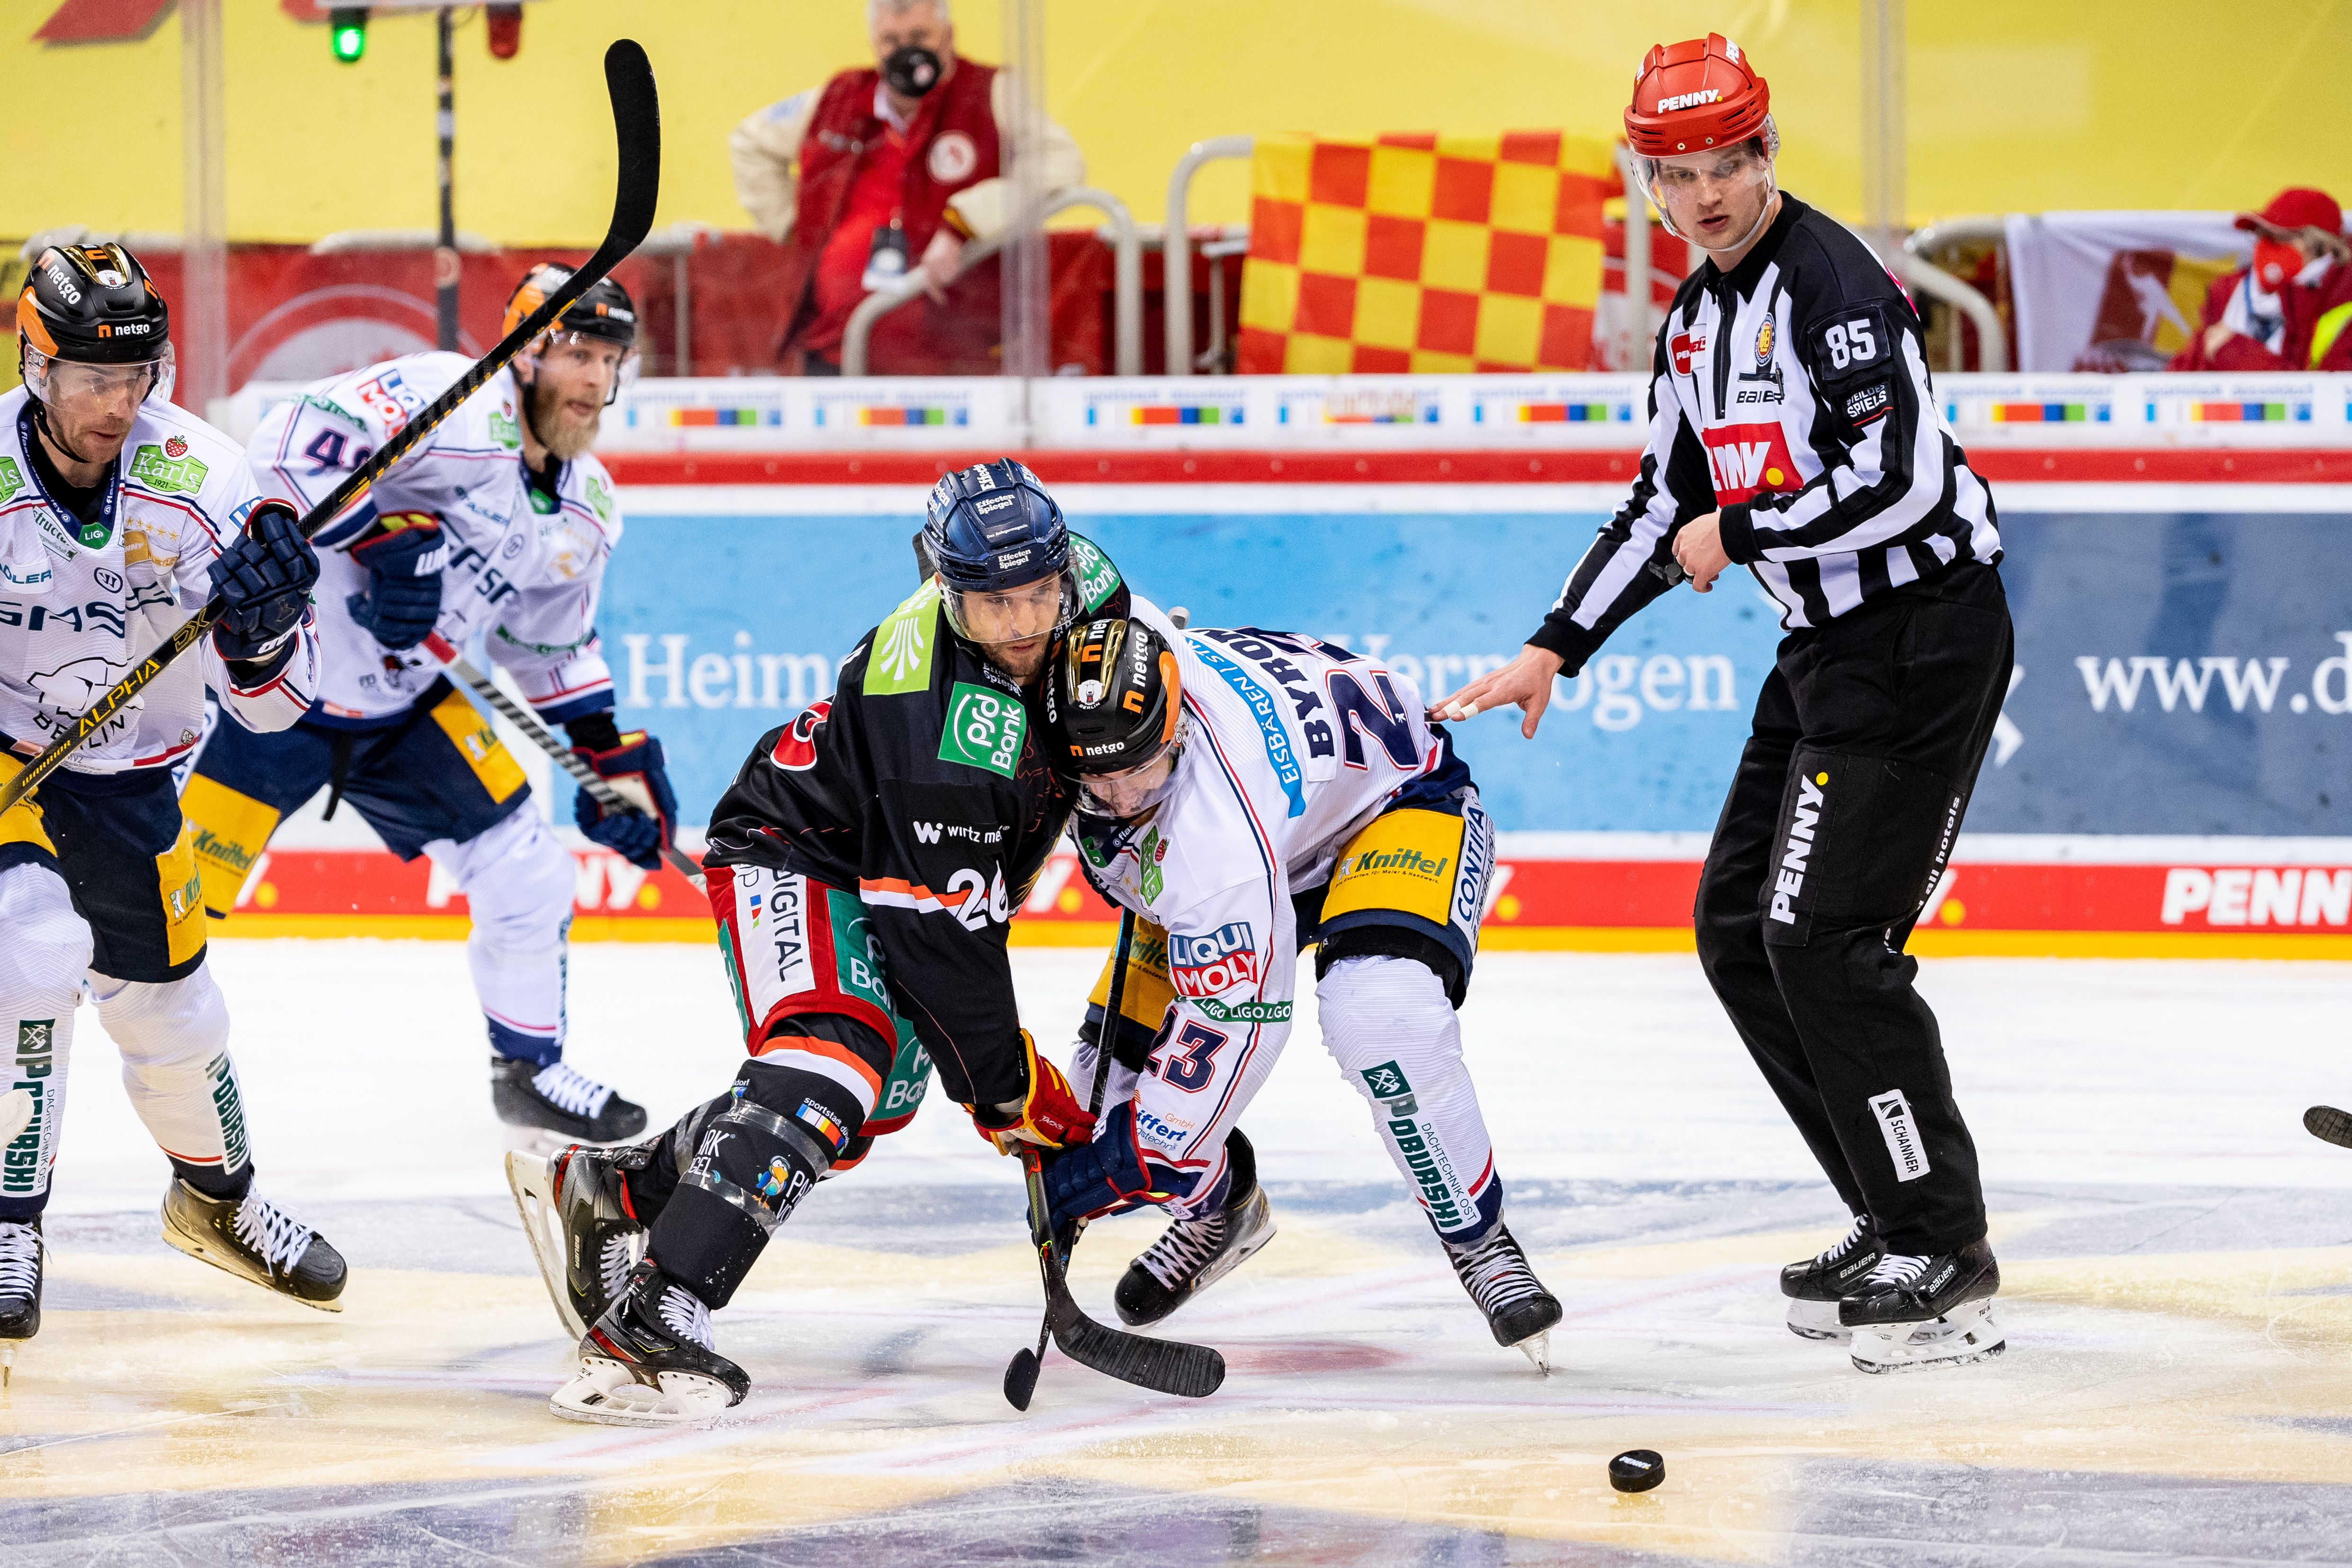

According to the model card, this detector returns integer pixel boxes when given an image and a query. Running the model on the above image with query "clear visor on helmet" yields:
[941,566,1080,650]
[521,328,638,406]
[1076,711,1188,821]
[23,341,175,411]
[1631,118,1779,246]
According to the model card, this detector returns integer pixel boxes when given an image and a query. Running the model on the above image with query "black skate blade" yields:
[1003,1347,1040,1410]
[2306,1106,2352,1149]
[1051,1302,1226,1399]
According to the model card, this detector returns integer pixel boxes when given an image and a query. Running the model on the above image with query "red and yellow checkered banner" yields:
[1237,131,1619,375]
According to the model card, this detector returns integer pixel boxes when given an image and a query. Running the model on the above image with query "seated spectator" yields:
[2169,187,2349,371]
[728,0,1084,374]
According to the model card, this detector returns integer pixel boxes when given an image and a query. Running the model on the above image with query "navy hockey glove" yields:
[571,730,677,870]
[344,511,446,651]
[210,500,318,662]
[1040,1101,1160,1229]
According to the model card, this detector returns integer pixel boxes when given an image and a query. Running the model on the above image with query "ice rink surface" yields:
[9,940,2352,1566]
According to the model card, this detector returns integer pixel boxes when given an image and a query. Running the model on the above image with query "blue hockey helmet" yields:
[923,459,1080,654]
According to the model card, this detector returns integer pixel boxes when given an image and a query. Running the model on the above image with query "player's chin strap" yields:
[27,399,94,469]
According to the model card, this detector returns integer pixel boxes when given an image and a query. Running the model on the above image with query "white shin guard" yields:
[430,809,577,1064]
[89,967,251,1186]
[1317,954,1503,1240]
[0,867,89,1211]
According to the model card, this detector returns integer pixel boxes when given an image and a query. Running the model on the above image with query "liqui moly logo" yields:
[1170,923,1260,998]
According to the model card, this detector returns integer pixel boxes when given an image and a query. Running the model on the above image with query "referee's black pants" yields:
[1695,560,2013,1256]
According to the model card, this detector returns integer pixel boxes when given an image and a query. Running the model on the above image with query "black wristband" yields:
[564,711,623,753]
[222,636,296,689]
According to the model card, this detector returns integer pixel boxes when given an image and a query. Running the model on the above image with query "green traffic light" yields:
[329,7,367,62]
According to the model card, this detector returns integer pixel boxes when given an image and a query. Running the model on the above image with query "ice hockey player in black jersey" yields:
[507,459,1130,1424]
[1437,35,2009,1374]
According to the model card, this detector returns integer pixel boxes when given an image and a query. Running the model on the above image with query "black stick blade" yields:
[596,40,662,268]
[1051,1299,1225,1399]
[2307,1105,2352,1148]
[1003,1347,1041,1410]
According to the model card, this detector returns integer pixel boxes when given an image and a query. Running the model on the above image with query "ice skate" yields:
[1443,1221,1562,1372]
[0,1220,42,1388]
[1113,1129,1276,1327]
[491,1056,648,1147]
[551,1260,748,1427]
[160,1180,347,1311]
[506,1142,651,1341]
[1780,1215,1882,1342]
[1841,1239,2004,1373]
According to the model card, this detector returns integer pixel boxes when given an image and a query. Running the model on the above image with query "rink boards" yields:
[211,444,2352,956]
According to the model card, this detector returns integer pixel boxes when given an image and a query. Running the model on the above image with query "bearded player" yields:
[186,265,668,1146]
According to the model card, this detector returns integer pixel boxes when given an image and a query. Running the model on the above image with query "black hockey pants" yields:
[1694,560,2013,1256]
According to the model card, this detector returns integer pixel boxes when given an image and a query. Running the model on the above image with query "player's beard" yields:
[527,377,603,461]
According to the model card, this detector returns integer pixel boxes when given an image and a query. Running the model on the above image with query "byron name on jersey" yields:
[248,353,620,726]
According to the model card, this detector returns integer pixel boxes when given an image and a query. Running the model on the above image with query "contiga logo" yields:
[1656,88,1724,113]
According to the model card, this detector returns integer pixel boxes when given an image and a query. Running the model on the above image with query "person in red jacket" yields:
[728,0,1083,374]
[2169,187,2349,371]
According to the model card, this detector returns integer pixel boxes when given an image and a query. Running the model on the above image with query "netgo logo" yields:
[1170,923,1261,998]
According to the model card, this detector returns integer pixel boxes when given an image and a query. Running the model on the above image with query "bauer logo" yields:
[1869,1089,1931,1182]
[937,682,1028,779]
[1169,922,1260,998]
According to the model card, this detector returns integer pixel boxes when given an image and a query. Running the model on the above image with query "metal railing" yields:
[1163,135,1256,376]
[1902,217,2008,373]
[1614,146,1652,373]
[842,185,1142,378]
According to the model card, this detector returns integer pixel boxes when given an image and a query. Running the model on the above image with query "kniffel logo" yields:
[1336,845,1451,882]
[1169,922,1260,998]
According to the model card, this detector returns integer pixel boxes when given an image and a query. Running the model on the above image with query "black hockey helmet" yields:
[1051,616,1183,778]
[18,242,175,404]
[502,262,638,350]
[924,459,1080,647]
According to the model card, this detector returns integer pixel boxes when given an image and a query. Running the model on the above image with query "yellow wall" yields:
[7,0,2348,245]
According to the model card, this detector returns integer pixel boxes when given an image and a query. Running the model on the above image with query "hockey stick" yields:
[1003,904,1137,1409]
[1010,1142,1225,1402]
[0,39,661,816]
[425,632,705,889]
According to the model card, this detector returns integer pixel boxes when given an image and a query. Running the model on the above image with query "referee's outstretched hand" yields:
[1430,644,1566,739]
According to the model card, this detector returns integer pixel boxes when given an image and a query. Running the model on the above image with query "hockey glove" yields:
[344,510,447,651]
[570,730,678,871]
[1040,1101,1160,1228]
[969,1030,1095,1152]
[210,500,318,663]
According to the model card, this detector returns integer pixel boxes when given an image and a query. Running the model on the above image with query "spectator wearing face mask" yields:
[2169,187,2351,372]
[728,0,1085,374]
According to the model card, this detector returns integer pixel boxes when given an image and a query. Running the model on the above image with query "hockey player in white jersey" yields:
[186,265,669,1144]
[1037,611,1563,1366]
[0,244,348,1374]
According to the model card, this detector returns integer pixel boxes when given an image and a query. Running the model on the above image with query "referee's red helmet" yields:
[1624,34,1772,158]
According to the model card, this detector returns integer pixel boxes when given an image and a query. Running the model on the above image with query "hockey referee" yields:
[1436,33,2011,1373]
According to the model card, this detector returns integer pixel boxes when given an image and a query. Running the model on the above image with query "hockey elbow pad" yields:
[344,511,447,651]
[1040,1101,1162,1229]
[969,1029,1095,1152]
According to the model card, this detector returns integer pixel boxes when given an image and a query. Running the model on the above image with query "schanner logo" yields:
[1869,1089,1931,1182]
[937,682,1028,779]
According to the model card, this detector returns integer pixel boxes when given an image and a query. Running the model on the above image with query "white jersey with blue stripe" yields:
[248,353,621,726]
[1071,598,1444,1175]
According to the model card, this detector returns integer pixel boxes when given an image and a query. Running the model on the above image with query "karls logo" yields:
[1701,421,1802,504]
[1669,329,1707,376]
[1767,771,1825,923]
[1869,1089,1931,1182]
[1169,922,1261,998]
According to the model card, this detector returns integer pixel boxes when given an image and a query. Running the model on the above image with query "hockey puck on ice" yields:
[1608,1449,1665,1492]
